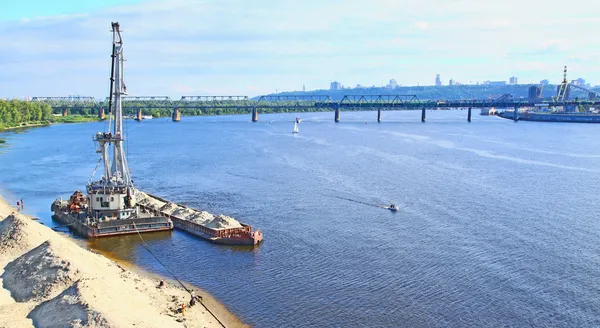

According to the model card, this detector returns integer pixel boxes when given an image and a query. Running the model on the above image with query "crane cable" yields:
[131,222,226,328]
[87,158,102,185]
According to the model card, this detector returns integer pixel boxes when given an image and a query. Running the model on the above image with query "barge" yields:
[137,192,263,246]
[498,111,600,123]
[52,194,173,237]
[498,67,600,123]
[50,22,174,238]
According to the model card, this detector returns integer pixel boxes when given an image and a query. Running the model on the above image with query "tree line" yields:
[0,100,54,129]
[50,100,334,118]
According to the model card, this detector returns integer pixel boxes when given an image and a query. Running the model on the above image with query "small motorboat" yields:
[387,203,399,212]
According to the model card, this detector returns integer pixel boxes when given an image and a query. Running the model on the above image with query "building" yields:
[509,76,518,84]
[540,79,549,85]
[449,79,455,86]
[528,86,542,101]
[485,80,507,86]
[435,74,442,86]
[330,81,342,91]
[386,79,398,89]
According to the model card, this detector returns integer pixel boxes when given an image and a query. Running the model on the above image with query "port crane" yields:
[554,66,598,102]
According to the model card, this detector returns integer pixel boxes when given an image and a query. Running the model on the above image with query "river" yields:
[1,110,599,327]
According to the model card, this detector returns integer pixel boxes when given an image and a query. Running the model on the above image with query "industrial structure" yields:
[51,22,263,244]
[52,22,174,237]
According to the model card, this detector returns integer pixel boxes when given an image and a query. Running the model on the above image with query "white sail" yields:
[293,121,299,133]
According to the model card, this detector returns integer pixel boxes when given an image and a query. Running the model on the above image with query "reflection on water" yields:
[87,230,174,263]
[2,112,600,327]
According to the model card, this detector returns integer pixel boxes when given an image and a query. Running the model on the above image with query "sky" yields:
[1,0,600,99]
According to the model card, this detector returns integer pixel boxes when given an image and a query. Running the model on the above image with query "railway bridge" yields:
[30,95,600,123]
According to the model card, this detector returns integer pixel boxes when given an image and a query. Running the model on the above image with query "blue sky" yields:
[1,0,599,99]
[1,0,142,21]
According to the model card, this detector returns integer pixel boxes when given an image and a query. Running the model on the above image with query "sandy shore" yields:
[0,195,249,328]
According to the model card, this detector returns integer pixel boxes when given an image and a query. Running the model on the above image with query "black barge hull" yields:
[52,206,173,238]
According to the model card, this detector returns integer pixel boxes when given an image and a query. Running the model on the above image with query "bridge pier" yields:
[513,106,519,121]
[377,109,381,122]
[136,108,142,121]
[335,106,340,122]
[252,107,258,122]
[467,107,472,122]
[62,108,68,117]
[421,108,426,122]
[98,107,105,120]
[172,108,181,122]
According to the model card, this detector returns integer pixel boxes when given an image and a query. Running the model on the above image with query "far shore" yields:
[0,121,50,132]
[0,192,249,328]
[0,117,102,142]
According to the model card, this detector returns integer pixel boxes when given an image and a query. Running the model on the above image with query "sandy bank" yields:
[0,196,248,328]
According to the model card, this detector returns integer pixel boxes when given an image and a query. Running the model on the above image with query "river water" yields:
[1,110,600,327]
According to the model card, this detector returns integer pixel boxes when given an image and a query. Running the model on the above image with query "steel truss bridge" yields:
[30,95,600,122]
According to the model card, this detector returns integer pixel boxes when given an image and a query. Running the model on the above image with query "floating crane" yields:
[50,22,174,238]
[554,66,598,102]
[555,66,570,102]
[552,66,598,112]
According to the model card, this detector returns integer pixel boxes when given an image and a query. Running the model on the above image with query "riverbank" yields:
[0,195,248,328]
[0,121,50,132]
[0,117,101,146]
[0,116,99,132]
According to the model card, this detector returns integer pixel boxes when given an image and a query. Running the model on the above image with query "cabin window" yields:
[96,197,100,201]
[111,197,114,201]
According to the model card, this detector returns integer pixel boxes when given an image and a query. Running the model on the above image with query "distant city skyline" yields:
[1,0,600,98]
[322,73,593,94]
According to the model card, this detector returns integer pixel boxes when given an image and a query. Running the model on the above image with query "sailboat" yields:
[293,119,299,134]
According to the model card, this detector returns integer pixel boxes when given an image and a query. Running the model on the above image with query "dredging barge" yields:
[51,22,174,237]
[51,22,262,245]
[136,192,263,246]
[51,192,174,237]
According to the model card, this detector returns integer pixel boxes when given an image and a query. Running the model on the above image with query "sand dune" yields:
[0,196,247,328]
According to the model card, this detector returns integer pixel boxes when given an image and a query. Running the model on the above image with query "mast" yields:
[94,22,133,189]
[111,22,130,185]
[102,41,117,181]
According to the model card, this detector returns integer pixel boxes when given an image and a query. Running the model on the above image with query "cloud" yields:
[1,0,600,98]
[414,21,429,30]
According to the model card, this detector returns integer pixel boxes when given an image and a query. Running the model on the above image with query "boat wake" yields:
[328,195,387,209]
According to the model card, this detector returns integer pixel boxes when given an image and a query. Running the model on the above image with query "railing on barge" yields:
[51,201,173,238]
